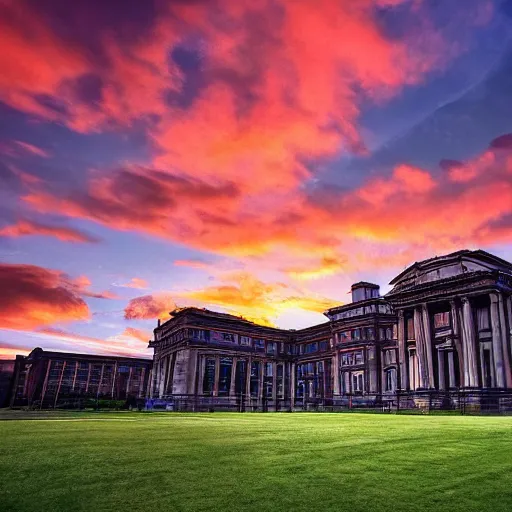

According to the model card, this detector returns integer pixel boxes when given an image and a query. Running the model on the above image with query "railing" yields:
[11,390,512,415]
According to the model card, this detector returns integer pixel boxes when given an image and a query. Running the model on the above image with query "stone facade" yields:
[149,250,512,410]
[9,348,152,407]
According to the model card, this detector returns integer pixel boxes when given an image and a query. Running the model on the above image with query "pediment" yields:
[388,250,512,291]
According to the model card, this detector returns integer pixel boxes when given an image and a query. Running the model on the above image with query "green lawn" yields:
[1,411,512,512]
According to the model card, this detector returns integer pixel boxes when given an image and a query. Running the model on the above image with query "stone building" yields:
[9,348,152,407]
[149,283,398,410]
[386,249,512,393]
[149,249,512,410]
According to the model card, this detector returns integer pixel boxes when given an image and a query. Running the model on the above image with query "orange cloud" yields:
[174,259,210,270]
[176,271,338,326]
[114,277,149,290]
[124,294,176,321]
[34,328,151,358]
[122,327,151,343]
[0,219,99,243]
[0,264,90,330]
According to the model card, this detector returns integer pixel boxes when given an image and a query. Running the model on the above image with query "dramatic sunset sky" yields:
[1,0,512,359]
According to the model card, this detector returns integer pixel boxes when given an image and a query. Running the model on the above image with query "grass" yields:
[1,411,512,512]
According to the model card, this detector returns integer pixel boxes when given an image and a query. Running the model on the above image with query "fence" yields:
[12,390,512,415]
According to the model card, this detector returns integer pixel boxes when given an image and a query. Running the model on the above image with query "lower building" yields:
[0,360,16,407]
[9,348,152,408]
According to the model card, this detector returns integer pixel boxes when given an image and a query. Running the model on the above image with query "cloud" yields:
[32,327,151,358]
[0,140,50,158]
[0,341,33,359]
[122,327,151,343]
[174,259,210,270]
[124,294,176,321]
[0,264,90,330]
[0,219,100,243]
[137,271,341,326]
[113,277,149,289]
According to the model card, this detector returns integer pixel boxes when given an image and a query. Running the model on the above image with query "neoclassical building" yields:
[149,249,512,410]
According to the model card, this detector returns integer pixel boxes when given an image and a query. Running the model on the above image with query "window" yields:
[434,311,450,329]
[341,351,363,366]
[366,328,374,340]
[266,342,277,355]
[218,358,233,396]
[250,362,260,397]
[476,307,490,331]
[352,372,364,392]
[384,350,396,366]
[353,329,361,340]
[385,369,396,392]
[339,331,351,342]
[386,328,392,340]
[305,342,318,354]
[253,339,265,351]
[379,328,385,340]
[203,359,216,395]
[319,341,328,352]
[406,318,415,340]
[341,353,353,366]
[240,336,251,346]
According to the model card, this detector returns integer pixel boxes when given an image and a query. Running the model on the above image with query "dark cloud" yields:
[0,263,90,330]
[489,133,512,150]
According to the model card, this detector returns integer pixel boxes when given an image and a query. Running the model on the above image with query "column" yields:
[187,350,198,395]
[490,293,505,388]
[413,308,427,388]
[198,356,206,395]
[290,363,296,408]
[368,346,378,394]
[421,304,435,388]
[139,367,146,398]
[258,361,264,404]
[39,359,52,407]
[380,349,387,393]
[397,311,408,390]
[213,357,220,397]
[272,362,277,406]
[85,363,92,393]
[127,367,133,396]
[111,362,117,398]
[72,361,79,391]
[54,361,67,407]
[450,300,464,384]
[437,350,446,390]
[332,354,340,396]
[498,293,512,388]
[152,359,160,398]
[246,357,252,401]
[461,297,478,387]
[447,351,456,388]
[229,357,238,397]
[158,356,168,397]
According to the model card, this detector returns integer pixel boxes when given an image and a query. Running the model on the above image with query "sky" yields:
[1,0,512,360]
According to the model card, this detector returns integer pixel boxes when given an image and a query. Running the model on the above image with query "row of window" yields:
[202,358,287,397]
[337,326,397,343]
[340,351,364,366]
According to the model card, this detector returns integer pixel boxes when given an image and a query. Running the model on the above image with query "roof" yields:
[25,347,152,363]
[351,281,380,289]
[389,249,512,286]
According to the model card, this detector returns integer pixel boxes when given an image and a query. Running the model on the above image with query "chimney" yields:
[157,319,161,327]
[351,282,380,303]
